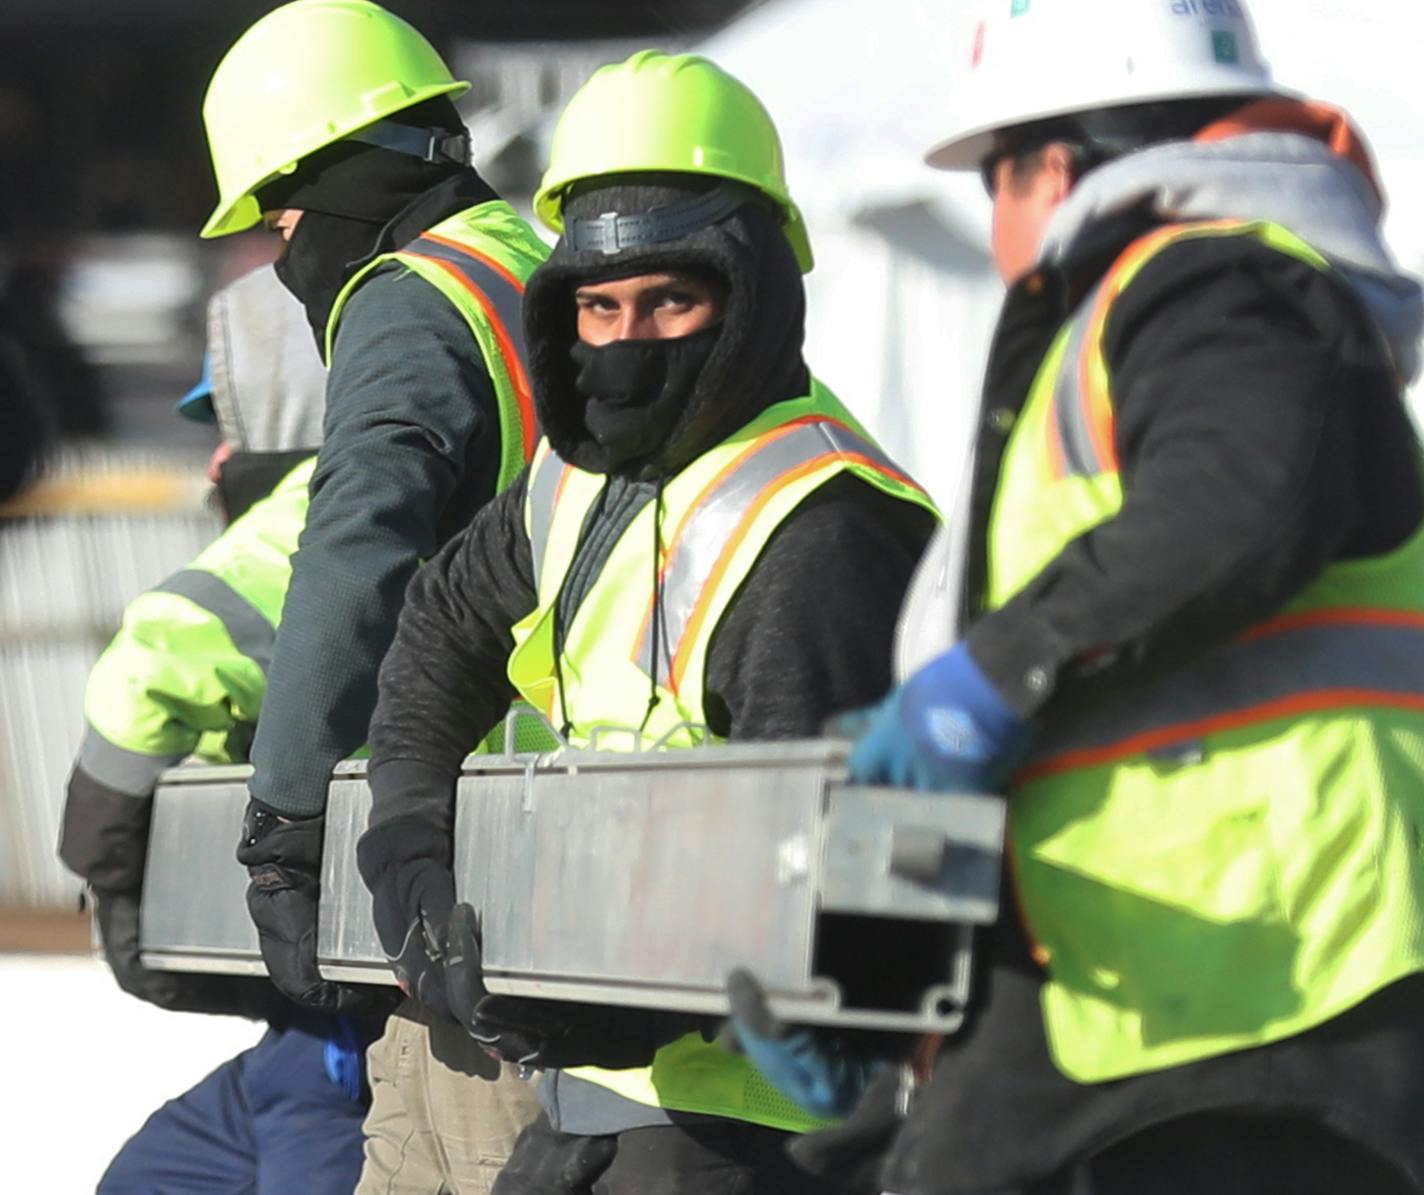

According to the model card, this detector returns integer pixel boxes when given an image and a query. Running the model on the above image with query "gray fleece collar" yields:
[1040,132,1424,382]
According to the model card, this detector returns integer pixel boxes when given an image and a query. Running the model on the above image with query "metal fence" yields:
[453,39,688,196]
[0,446,220,908]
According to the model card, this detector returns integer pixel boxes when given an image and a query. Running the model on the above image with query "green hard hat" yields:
[200,0,470,239]
[535,51,813,273]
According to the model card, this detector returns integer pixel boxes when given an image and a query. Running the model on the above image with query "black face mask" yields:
[567,325,720,473]
[273,211,384,351]
[214,450,316,525]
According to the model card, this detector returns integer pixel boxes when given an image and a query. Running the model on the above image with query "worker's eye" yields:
[656,291,698,312]
[574,292,618,314]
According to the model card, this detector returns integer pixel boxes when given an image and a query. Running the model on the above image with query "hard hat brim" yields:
[176,371,216,424]
[176,351,216,423]
[783,203,814,274]
[925,80,1293,172]
[200,193,265,240]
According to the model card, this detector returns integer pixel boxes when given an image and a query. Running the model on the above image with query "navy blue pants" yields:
[98,1014,368,1195]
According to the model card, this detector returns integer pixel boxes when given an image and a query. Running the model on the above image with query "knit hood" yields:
[522,175,808,479]
[1041,100,1424,382]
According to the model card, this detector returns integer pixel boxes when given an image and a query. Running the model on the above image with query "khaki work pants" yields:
[356,998,542,1195]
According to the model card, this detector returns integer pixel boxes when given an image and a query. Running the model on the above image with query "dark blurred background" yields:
[0,1,755,234]
[0,0,761,932]
[0,0,757,460]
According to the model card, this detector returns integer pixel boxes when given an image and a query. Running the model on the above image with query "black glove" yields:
[439,899,714,1068]
[357,816,460,1018]
[786,1065,906,1195]
[443,901,490,1026]
[92,886,289,1020]
[59,764,155,893]
[237,798,384,1015]
[468,990,713,1070]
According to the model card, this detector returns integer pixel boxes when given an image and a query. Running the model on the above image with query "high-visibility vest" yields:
[81,458,316,793]
[82,201,558,792]
[989,219,1424,1083]
[326,200,551,492]
[507,378,940,1131]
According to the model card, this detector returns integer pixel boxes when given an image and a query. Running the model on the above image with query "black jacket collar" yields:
[376,170,500,258]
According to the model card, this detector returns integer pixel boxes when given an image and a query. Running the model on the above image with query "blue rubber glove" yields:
[725,969,885,1120]
[847,642,1028,793]
[322,1015,367,1103]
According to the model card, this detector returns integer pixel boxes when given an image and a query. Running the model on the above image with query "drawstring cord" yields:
[551,484,620,742]
[640,476,669,737]
[550,479,665,743]
[551,635,574,741]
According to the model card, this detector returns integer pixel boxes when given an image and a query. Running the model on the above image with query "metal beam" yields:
[141,738,1006,1032]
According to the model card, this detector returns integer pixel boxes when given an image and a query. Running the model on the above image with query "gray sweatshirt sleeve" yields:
[366,477,535,833]
[249,263,503,817]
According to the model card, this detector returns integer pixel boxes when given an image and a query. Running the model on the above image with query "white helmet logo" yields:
[925,0,1278,172]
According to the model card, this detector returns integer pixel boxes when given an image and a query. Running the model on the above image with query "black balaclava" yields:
[522,173,808,480]
[256,97,490,347]
[567,314,721,469]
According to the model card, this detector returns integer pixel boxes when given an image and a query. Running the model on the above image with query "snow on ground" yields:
[0,953,264,1193]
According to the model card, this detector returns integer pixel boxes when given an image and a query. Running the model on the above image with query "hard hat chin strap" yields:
[566,185,749,256]
[343,119,470,166]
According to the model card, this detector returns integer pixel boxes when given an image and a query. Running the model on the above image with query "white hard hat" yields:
[926,0,1278,172]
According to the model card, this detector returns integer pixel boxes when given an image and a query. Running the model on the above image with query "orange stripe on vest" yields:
[403,251,537,463]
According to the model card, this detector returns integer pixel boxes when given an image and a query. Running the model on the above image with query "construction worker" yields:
[197,0,548,1027]
[752,2,1424,1193]
[199,3,551,1187]
[354,50,941,1195]
[56,266,380,1194]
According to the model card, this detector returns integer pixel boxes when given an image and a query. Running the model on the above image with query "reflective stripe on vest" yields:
[153,569,276,675]
[628,416,922,694]
[526,440,571,587]
[987,219,1424,1084]
[520,410,931,701]
[401,231,537,457]
[1048,296,1110,479]
[78,727,186,797]
[1022,609,1424,781]
[324,201,550,492]
[1045,220,1331,485]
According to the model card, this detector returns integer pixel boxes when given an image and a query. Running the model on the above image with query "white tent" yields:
[698,0,1424,504]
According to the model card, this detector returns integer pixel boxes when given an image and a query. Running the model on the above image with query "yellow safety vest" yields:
[80,458,316,790]
[990,220,1424,1083]
[327,200,551,491]
[507,378,939,1130]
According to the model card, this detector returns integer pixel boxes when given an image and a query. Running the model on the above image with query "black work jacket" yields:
[960,207,1421,718]
[880,210,1424,1195]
